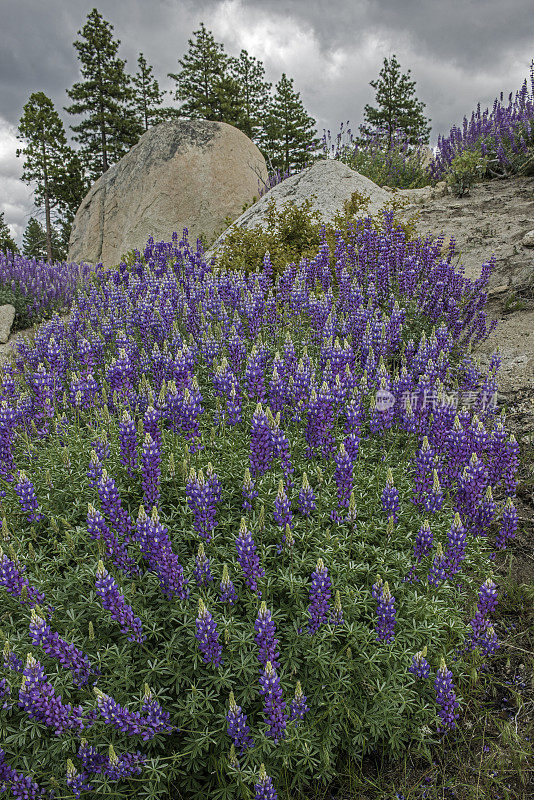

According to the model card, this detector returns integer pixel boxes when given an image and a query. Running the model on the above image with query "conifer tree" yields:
[22,217,64,262]
[132,53,167,130]
[168,23,230,120]
[16,92,81,262]
[261,74,318,173]
[0,212,18,254]
[229,50,271,139]
[65,8,142,179]
[360,54,431,147]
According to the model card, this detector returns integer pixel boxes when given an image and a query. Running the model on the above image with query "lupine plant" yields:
[0,250,99,330]
[0,216,517,800]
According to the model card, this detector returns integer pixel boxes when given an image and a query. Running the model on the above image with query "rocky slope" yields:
[397,175,534,398]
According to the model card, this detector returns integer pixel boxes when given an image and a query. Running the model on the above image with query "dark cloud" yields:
[1,0,533,243]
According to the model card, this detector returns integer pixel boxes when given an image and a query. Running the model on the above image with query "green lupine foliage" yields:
[1,364,490,800]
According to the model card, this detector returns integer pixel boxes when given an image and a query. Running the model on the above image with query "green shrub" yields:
[445,150,488,196]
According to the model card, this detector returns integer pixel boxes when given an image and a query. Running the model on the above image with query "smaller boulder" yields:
[521,230,534,248]
[0,304,15,343]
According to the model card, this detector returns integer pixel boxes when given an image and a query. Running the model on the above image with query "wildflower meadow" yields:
[0,207,525,800]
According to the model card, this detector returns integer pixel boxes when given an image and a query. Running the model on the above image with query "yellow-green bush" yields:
[214,192,420,278]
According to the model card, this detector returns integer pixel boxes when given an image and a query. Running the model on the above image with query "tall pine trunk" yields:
[41,137,53,262]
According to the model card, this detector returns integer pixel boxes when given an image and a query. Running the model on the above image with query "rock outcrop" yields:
[0,304,15,344]
[68,120,268,266]
[207,159,394,256]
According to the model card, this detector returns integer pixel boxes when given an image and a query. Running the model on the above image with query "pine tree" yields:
[132,53,167,131]
[65,8,143,180]
[168,22,230,120]
[22,217,64,262]
[0,212,18,254]
[212,75,249,130]
[16,92,79,262]
[261,74,319,173]
[360,55,431,147]
[229,50,271,139]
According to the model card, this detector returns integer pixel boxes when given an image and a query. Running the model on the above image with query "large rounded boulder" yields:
[68,120,268,266]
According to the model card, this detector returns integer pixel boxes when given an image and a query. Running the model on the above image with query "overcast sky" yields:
[1,0,533,245]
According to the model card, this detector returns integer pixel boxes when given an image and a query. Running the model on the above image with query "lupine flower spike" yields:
[226,691,253,753]
[195,599,222,667]
[434,657,460,732]
[254,764,278,800]
[409,646,431,679]
[289,680,309,723]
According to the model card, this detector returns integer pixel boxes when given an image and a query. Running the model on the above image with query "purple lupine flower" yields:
[428,543,447,587]
[95,561,145,643]
[140,683,173,735]
[66,759,93,798]
[236,518,264,595]
[479,625,499,655]
[104,744,147,781]
[288,680,309,723]
[93,687,171,740]
[227,384,242,426]
[87,449,103,489]
[77,738,106,773]
[3,641,23,673]
[185,466,221,541]
[254,602,280,669]
[477,577,498,616]
[97,469,133,543]
[371,574,383,601]
[381,468,399,521]
[195,599,222,667]
[413,436,437,505]
[424,470,444,513]
[298,472,316,517]
[274,479,292,531]
[376,581,396,643]
[14,471,43,522]
[473,485,497,537]
[259,661,287,742]
[249,403,274,477]
[220,564,237,605]
[0,748,45,799]
[495,497,518,549]
[307,558,332,634]
[193,543,214,587]
[118,409,138,476]
[444,513,467,575]
[333,442,353,508]
[87,503,138,577]
[135,506,189,600]
[254,764,278,800]
[19,654,84,735]
[29,609,97,687]
[226,691,254,753]
[141,432,161,511]
[0,546,45,607]
[468,578,499,650]
[434,657,460,732]
[242,467,258,512]
[409,647,431,679]
[270,415,295,485]
[414,519,433,561]
[330,589,344,625]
